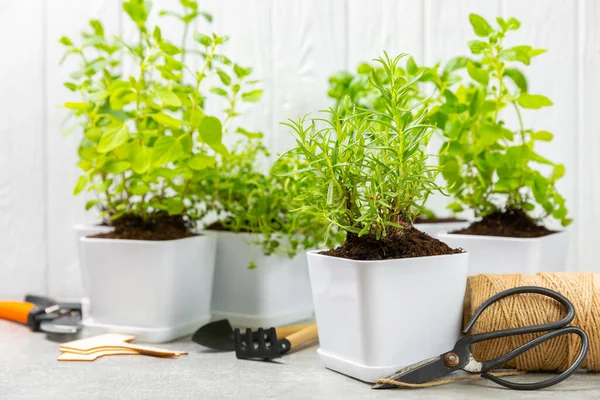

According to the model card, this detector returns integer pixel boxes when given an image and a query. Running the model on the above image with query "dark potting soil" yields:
[452,208,555,238]
[414,217,466,224]
[204,220,253,233]
[90,214,197,241]
[322,226,463,261]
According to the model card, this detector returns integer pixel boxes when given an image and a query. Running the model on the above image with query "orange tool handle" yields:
[0,301,34,325]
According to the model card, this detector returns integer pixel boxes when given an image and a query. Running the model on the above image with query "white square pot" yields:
[80,234,216,343]
[414,221,470,237]
[74,223,115,318]
[209,231,314,327]
[307,250,469,383]
[437,231,568,275]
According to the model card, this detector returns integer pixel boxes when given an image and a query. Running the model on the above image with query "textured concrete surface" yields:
[0,321,599,399]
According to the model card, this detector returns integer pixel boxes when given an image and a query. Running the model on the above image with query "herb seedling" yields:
[417,14,570,227]
[282,53,440,245]
[204,141,336,265]
[61,0,262,232]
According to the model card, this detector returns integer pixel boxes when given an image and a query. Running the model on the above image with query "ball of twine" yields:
[464,272,600,372]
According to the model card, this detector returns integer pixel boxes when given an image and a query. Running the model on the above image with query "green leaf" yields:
[552,164,566,180]
[216,69,231,86]
[155,89,182,107]
[466,61,489,85]
[131,145,151,174]
[443,57,469,75]
[64,82,77,92]
[209,87,228,97]
[198,116,223,146]
[153,26,162,43]
[194,32,212,46]
[188,155,216,170]
[213,54,232,66]
[59,36,73,46]
[233,64,252,79]
[406,57,418,74]
[468,40,488,54]
[73,175,87,195]
[236,127,263,139]
[518,93,553,109]
[64,102,90,111]
[151,112,184,128]
[503,68,528,92]
[129,181,150,195]
[98,125,129,153]
[123,0,149,26]
[160,41,181,56]
[561,218,573,227]
[151,136,184,166]
[85,199,99,211]
[469,14,493,37]
[447,202,464,212]
[532,130,553,141]
[89,20,104,36]
[104,160,131,174]
[241,89,263,102]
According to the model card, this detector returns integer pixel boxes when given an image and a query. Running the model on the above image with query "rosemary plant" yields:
[282,53,440,242]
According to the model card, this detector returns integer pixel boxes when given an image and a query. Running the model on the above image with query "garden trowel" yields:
[192,319,314,351]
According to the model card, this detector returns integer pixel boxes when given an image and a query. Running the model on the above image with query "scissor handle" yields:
[481,326,589,390]
[462,286,575,344]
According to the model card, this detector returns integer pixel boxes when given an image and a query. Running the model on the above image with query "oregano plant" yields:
[413,14,570,228]
[61,0,262,233]
[203,141,336,266]
[281,53,444,250]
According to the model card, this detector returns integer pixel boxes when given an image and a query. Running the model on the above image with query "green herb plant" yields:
[327,58,448,221]
[282,53,439,242]
[419,14,570,226]
[61,0,262,228]
[203,141,336,267]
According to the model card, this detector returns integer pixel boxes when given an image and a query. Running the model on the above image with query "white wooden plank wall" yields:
[0,0,597,298]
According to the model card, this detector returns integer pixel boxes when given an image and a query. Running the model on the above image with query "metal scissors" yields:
[374,286,589,390]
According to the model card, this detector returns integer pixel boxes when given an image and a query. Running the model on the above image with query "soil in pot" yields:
[90,214,197,241]
[452,208,555,238]
[323,226,463,261]
[414,217,467,224]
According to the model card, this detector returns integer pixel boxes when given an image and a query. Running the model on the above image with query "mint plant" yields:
[282,53,440,243]
[418,14,570,227]
[61,0,262,230]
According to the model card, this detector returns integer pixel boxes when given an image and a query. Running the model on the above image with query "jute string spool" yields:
[464,272,600,372]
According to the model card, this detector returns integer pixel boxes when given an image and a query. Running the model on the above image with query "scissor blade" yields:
[373,355,450,389]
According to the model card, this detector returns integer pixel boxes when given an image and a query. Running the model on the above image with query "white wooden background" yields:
[0,0,598,299]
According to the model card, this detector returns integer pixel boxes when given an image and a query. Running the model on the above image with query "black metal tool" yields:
[192,320,314,351]
[234,324,319,360]
[374,286,589,390]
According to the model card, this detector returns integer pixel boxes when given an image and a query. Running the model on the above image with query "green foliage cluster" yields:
[422,14,570,226]
[62,0,262,224]
[203,142,336,263]
[283,54,439,240]
[326,15,570,227]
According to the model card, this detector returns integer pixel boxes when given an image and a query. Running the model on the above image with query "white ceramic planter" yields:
[79,234,217,343]
[414,221,470,236]
[437,231,568,275]
[210,231,314,328]
[73,223,115,318]
[307,250,469,383]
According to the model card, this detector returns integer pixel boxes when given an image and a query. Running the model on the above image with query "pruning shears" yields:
[374,287,589,390]
[0,294,82,334]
